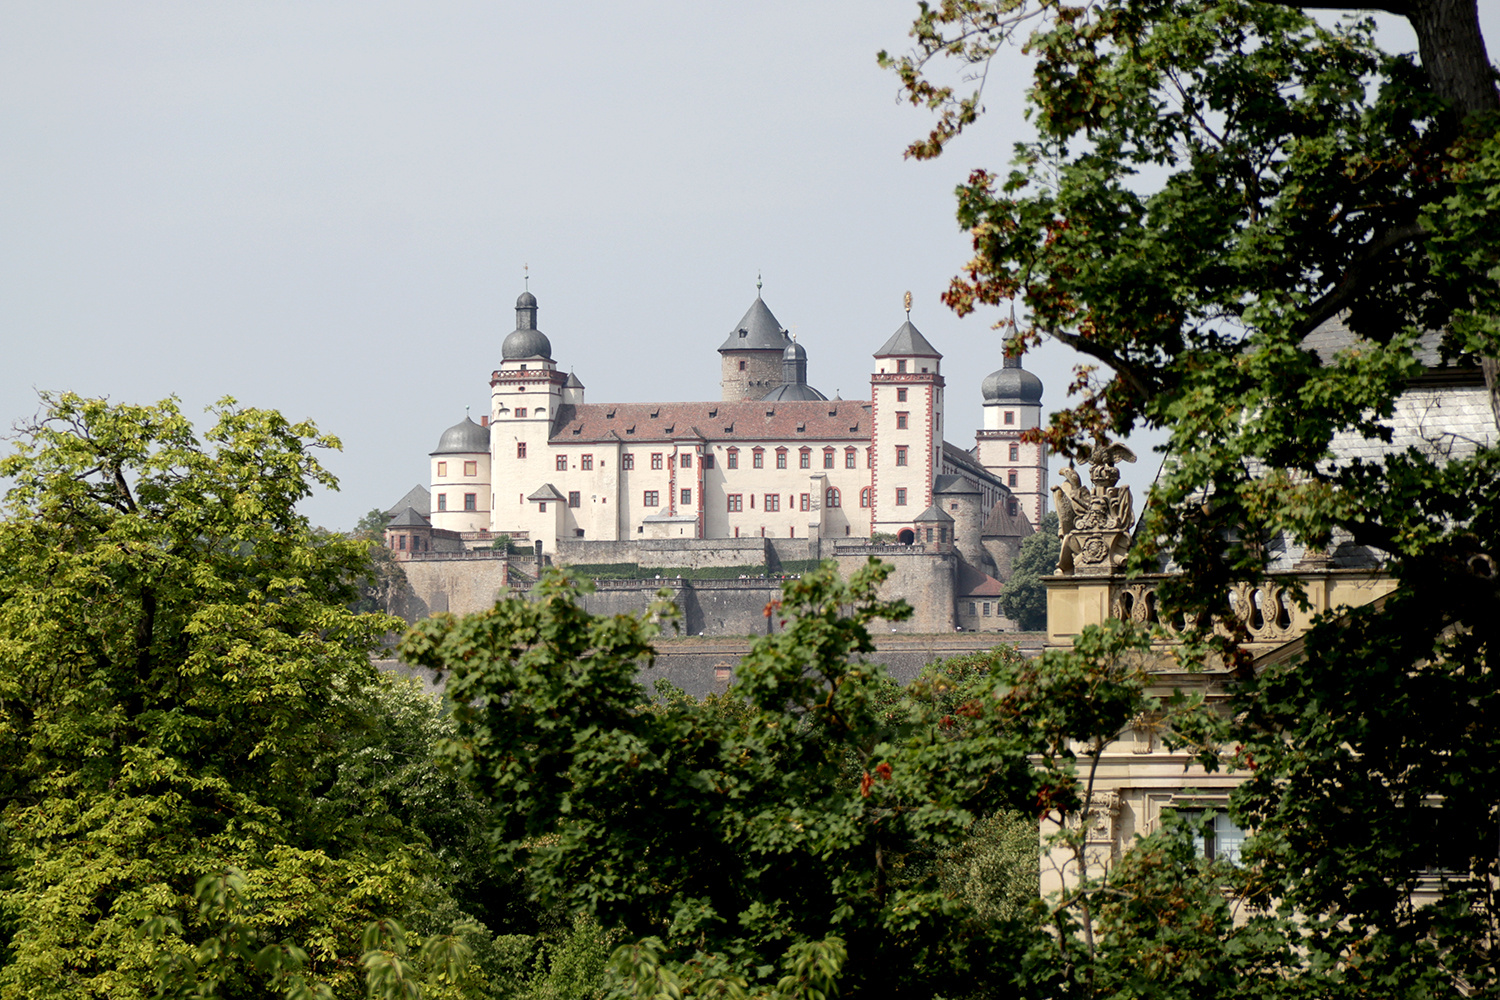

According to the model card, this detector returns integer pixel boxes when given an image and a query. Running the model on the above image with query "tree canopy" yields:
[878,0,1500,993]
[0,394,479,998]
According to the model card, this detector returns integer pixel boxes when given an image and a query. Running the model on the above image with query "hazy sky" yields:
[2,3,1484,530]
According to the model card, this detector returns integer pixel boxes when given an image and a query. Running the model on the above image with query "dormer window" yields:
[520,364,527,371]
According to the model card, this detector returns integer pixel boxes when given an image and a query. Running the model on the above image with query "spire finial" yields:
[465,404,471,417]
[756,271,763,294]
[524,263,529,291]
[904,290,912,317]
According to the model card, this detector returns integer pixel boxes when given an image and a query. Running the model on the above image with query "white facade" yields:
[421,289,1047,569]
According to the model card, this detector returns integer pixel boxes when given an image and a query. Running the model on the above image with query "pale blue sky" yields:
[1,2,1483,529]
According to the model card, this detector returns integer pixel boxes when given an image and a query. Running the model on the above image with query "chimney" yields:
[480,415,489,426]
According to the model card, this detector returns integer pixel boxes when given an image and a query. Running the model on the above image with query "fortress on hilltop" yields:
[383,284,1050,633]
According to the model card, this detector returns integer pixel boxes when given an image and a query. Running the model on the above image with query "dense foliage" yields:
[0,395,489,998]
[999,510,1060,630]
[881,0,1500,994]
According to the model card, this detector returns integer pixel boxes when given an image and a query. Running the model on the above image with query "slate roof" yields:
[386,484,431,518]
[431,416,490,455]
[719,295,792,353]
[387,506,431,527]
[914,503,955,523]
[527,484,567,502]
[874,320,942,359]
[942,442,1008,491]
[933,473,980,495]
[564,371,584,389]
[549,400,871,444]
[982,500,1036,538]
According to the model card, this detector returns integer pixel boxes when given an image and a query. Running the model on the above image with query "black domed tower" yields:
[976,353,1048,527]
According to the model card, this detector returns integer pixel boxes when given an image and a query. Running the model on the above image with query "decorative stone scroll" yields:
[1111,578,1299,643]
[1053,436,1138,574]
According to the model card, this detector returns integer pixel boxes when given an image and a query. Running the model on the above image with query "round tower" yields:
[430,414,491,533]
[719,279,792,401]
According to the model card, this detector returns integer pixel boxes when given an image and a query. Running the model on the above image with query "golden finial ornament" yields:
[903,290,912,316]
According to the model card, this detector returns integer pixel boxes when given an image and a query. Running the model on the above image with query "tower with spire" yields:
[718,276,793,401]
[869,298,945,536]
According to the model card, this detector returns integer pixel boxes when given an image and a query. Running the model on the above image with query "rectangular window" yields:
[896,446,908,466]
[727,450,738,469]
[538,502,546,512]
[799,449,810,469]
[517,443,527,459]
[1008,499,1019,516]
[1009,444,1020,462]
[464,493,477,511]
[765,493,780,512]
[897,388,907,402]
[398,535,406,550]
[515,407,526,418]
[556,455,568,471]
[845,449,857,469]
[1180,811,1246,865]
[702,454,714,469]
[1008,470,1018,486]
[581,454,593,471]
[464,460,477,476]
[823,450,835,469]
[681,453,692,468]
[926,527,933,542]
[436,461,447,477]
[969,603,977,615]
[680,489,692,506]
[800,493,810,512]
[1004,411,1015,425]
[775,449,786,469]
[897,359,907,373]
[568,491,581,508]
[727,494,743,512]
[437,494,447,511]
[651,453,663,470]
[622,453,634,470]
[643,491,659,507]
[896,412,908,429]
[982,602,990,616]
[754,449,765,469]
[895,487,908,506]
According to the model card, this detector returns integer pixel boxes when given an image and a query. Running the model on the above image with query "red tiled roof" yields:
[956,560,1005,597]
[550,400,872,445]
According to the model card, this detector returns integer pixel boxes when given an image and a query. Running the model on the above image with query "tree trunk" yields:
[1405,0,1498,120]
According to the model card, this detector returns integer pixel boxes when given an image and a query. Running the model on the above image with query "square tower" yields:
[869,318,944,537]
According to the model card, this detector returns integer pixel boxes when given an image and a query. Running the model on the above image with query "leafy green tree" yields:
[0,394,467,998]
[400,563,1158,998]
[884,0,1500,993]
[999,510,1059,631]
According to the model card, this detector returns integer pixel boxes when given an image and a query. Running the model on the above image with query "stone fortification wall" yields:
[378,633,1046,701]
[397,556,510,620]
[557,537,770,570]
[831,541,957,633]
[766,537,813,569]
[576,579,784,637]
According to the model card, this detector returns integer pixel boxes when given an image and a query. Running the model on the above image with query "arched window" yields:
[860,486,871,508]
[825,487,841,508]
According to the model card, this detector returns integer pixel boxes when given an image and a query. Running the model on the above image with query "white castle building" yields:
[392,286,1049,630]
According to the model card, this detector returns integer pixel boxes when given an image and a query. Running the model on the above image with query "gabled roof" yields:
[527,484,567,502]
[549,400,870,445]
[874,320,942,359]
[564,371,584,389]
[914,504,955,523]
[719,296,792,353]
[386,484,431,517]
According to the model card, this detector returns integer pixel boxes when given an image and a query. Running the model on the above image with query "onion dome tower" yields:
[976,353,1048,527]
